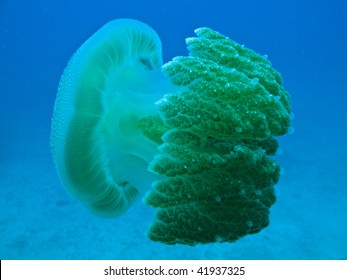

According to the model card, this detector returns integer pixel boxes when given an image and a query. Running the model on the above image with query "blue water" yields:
[1,0,346,259]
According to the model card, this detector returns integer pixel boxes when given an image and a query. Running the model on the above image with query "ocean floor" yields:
[1,115,346,260]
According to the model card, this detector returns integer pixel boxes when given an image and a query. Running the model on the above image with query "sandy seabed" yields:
[1,120,346,260]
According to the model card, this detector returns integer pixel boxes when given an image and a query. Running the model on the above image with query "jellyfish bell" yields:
[51,19,169,218]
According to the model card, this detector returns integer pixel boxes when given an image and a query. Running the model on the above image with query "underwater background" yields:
[0,0,346,259]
